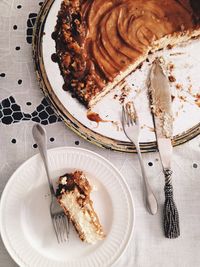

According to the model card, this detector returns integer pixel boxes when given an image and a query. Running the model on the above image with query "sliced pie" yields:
[56,171,105,244]
[53,0,200,107]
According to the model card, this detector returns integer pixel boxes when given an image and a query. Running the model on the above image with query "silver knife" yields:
[149,57,180,239]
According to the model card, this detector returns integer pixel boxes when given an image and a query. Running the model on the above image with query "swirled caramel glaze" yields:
[83,0,198,79]
[54,0,200,107]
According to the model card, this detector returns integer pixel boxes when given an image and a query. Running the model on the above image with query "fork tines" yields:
[52,213,70,243]
[122,101,138,125]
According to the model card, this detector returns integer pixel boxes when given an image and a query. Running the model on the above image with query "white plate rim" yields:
[0,146,135,267]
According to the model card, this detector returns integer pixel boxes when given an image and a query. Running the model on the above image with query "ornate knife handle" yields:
[164,169,173,197]
[163,168,180,239]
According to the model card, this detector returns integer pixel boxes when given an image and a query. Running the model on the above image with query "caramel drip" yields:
[87,110,110,123]
[87,111,104,123]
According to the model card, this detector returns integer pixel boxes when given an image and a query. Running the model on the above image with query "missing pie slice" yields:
[53,0,200,107]
[56,171,105,243]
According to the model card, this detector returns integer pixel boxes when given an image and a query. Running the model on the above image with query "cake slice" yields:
[56,171,105,244]
[53,0,200,107]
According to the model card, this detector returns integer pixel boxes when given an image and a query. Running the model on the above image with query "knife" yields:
[149,57,180,239]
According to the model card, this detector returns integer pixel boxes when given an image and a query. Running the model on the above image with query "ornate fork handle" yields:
[122,101,158,215]
[32,124,55,196]
[135,143,158,215]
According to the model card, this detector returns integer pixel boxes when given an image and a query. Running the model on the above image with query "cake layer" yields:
[56,171,105,244]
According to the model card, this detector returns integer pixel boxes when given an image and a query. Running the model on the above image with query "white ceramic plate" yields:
[0,147,134,267]
[42,0,200,143]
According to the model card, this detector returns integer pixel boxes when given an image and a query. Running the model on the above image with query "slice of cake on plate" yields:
[53,0,200,107]
[56,171,105,244]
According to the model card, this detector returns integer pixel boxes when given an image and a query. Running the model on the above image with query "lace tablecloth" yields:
[0,1,200,266]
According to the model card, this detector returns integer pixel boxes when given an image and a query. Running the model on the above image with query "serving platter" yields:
[33,0,200,152]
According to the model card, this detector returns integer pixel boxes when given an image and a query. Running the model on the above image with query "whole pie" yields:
[53,0,200,108]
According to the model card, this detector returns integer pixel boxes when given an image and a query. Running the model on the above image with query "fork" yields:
[32,124,69,243]
[122,102,158,215]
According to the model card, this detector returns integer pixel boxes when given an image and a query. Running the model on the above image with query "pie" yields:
[53,0,200,108]
[56,171,105,243]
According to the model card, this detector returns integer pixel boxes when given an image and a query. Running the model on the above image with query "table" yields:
[0,0,200,266]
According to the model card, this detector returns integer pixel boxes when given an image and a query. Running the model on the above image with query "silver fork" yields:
[122,102,158,215]
[32,124,69,243]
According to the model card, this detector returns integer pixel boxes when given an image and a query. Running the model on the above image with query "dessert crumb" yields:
[142,124,155,132]
[167,44,173,49]
[135,88,142,95]
[179,95,186,102]
[119,85,131,104]
[170,52,184,56]
[168,75,176,82]
[176,83,183,90]
[168,63,175,72]
[188,84,192,93]
[195,94,200,107]
[171,95,175,101]
[112,121,121,131]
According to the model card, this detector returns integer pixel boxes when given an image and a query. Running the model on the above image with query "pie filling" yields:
[53,0,200,107]
[56,171,105,244]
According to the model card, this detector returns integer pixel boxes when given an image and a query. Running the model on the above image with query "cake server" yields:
[149,58,180,238]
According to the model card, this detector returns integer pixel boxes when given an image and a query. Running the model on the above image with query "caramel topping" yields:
[54,0,200,107]
[56,171,92,197]
[84,0,195,80]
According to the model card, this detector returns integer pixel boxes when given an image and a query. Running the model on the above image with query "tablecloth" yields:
[0,0,200,266]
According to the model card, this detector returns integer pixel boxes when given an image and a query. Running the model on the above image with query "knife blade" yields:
[149,57,180,239]
[149,57,173,167]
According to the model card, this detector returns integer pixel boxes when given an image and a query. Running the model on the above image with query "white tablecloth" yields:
[0,0,200,266]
